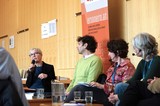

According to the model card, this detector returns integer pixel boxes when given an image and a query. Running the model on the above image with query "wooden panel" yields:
[108,0,126,40]
[16,31,30,71]
[18,0,58,74]
[0,0,18,62]
[126,0,160,67]
[0,37,9,50]
[0,0,81,79]
[0,0,18,35]
[57,0,82,78]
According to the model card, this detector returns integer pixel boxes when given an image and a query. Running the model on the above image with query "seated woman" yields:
[65,39,135,106]
[108,32,160,105]
[140,77,160,106]
[119,77,160,106]
[26,48,56,92]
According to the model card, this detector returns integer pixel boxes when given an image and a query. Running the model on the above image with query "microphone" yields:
[31,60,35,65]
[132,53,135,56]
[132,49,142,56]
[28,60,36,72]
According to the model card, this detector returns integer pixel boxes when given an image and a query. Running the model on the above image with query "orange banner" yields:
[81,0,110,72]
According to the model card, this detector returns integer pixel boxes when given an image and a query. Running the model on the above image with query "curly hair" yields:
[107,39,129,58]
[77,35,97,53]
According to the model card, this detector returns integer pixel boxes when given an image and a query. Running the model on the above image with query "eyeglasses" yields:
[29,52,40,57]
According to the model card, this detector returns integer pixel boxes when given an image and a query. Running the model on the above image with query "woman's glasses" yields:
[29,52,40,57]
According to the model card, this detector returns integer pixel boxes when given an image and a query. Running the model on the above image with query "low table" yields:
[40,103,103,106]
[28,98,52,106]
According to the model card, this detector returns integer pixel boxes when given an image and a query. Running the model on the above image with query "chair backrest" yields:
[21,69,28,78]
[96,74,107,84]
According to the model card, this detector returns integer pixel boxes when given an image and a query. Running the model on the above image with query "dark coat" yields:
[26,61,56,92]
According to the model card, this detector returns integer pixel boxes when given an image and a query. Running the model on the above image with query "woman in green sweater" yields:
[108,32,160,105]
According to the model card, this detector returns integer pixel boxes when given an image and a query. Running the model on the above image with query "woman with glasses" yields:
[26,48,56,92]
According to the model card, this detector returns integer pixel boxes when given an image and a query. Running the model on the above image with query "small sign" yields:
[41,19,57,39]
[9,36,14,48]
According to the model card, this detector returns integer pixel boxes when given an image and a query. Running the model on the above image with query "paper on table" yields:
[25,93,34,100]
[78,82,90,87]
[63,103,85,106]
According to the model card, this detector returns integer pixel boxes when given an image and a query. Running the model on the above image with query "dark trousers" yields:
[137,95,160,106]
[65,85,113,106]
[119,81,154,106]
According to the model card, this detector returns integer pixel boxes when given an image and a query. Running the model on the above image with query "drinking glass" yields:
[85,91,93,104]
[74,91,81,101]
[51,82,65,103]
[36,88,44,99]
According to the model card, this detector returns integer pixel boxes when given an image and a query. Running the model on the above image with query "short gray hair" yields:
[132,32,158,60]
[29,48,42,55]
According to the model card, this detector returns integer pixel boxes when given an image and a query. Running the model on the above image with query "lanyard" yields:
[111,63,119,84]
[142,58,154,79]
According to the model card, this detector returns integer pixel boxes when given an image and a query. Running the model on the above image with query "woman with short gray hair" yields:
[132,32,158,61]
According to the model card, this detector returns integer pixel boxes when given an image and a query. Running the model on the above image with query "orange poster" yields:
[81,0,110,72]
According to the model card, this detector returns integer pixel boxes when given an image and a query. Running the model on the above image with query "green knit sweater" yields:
[66,55,102,92]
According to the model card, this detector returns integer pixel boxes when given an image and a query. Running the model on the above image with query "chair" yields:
[21,69,28,78]
[96,74,107,84]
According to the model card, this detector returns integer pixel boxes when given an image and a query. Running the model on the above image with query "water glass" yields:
[36,88,44,99]
[74,91,81,101]
[51,82,65,103]
[85,91,93,104]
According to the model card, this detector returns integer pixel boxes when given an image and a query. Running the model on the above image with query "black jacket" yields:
[26,61,56,92]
